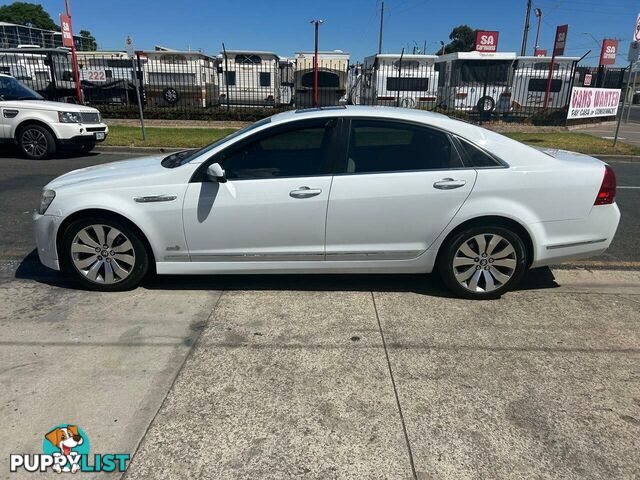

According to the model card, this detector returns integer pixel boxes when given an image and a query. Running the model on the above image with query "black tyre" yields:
[477,96,495,115]
[163,87,179,104]
[437,225,527,300]
[79,143,96,154]
[62,217,149,291]
[18,124,56,159]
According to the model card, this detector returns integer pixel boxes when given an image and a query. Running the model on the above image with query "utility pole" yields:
[310,20,323,107]
[520,0,532,56]
[378,1,384,54]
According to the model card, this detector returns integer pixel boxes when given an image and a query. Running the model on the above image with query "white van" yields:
[218,50,281,107]
[435,51,516,114]
[510,56,579,111]
[352,54,438,108]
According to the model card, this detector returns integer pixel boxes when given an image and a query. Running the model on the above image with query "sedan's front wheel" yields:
[438,226,527,299]
[62,217,149,291]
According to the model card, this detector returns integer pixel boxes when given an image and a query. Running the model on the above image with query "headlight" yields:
[58,111,81,123]
[38,190,56,214]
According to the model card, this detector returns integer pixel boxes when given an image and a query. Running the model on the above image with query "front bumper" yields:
[33,212,62,271]
[51,122,109,145]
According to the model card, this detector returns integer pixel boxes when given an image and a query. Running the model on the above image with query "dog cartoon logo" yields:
[43,425,90,473]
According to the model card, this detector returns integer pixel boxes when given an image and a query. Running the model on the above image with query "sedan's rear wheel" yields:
[62,217,148,291]
[438,226,527,299]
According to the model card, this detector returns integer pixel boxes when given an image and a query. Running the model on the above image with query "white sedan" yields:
[33,106,620,299]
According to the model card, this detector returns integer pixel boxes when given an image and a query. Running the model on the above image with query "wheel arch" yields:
[14,118,59,142]
[56,208,156,271]
[435,215,535,269]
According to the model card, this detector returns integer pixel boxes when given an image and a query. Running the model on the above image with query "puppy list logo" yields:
[9,424,130,474]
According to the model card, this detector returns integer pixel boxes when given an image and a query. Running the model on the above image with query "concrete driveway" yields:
[2,266,637,479]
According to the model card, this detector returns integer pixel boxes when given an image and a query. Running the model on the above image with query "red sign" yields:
[553,24,568,56]
[59,14,74,47]
[475,31,499,52]
[599,39,618,65]
[534,49,547,57]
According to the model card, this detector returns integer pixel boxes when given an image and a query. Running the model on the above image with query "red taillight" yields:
[377,96,395,100]
[455,92,468,98]
[418,96,436,101]
[594,165,616,205]
[500,91,511,97]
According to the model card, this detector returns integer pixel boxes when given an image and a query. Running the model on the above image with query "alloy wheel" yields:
[452,233,517,293]
[22,128,48,158]
[70,224,136,284]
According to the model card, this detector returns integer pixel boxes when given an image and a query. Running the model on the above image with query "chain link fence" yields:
[0,48,626,125]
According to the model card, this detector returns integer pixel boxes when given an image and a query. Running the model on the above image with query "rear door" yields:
[325,118,477,260]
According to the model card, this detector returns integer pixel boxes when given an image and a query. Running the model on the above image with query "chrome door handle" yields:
[290,186,322,198]
[433,178,466,190]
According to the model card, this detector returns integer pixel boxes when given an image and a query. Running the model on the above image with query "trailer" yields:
[294,50,349,107]
[217,50,281,107]
[350,53,438,108]
[435,51,516,115]
[510,56,579,111]
[142,46,218,108]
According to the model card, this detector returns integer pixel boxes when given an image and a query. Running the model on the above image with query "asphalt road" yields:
[0,149,638,273]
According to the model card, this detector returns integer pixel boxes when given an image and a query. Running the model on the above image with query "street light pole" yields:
[378,1,384,54]
[310,20,323,107]
[533,8,542,54]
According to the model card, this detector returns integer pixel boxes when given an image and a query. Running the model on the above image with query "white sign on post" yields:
[567,87,621,120]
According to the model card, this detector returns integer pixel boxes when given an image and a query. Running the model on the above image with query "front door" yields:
[182,118,338,262]
[325,118,477,260]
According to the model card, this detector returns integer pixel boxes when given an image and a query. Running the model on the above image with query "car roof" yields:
[268,105,541,167]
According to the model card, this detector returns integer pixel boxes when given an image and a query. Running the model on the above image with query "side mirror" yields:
[206,163,227,183]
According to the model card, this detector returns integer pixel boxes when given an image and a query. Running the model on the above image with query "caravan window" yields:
[392,59,420,69]
[386,77,429,91]
[458,60,511,84]
[259,72,271,87]
[533,62,560,71]
[528,78,562,92]
[235,54,262,65]
[225,71,236,86]
[148,72,196,84]
[301,71,339,88]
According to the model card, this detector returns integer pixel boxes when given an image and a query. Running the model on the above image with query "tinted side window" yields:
[259,72,271,87]
[222,121,335,179]
[347,120,463,174]
[457,138,501,167]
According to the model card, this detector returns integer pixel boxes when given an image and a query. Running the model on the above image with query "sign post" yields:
[60,1,82,104]
[615,14,640,144]
[126,36,146,141]
[544,24,568,108]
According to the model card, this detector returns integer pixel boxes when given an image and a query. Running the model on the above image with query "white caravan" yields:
[141,46,218,108]
[435,51,516,114]
[510,56,579,111]
[217,50,281,107]
[351,53,438,108]
[294,50,349,107]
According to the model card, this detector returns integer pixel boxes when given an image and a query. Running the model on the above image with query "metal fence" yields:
[0,48,626,124]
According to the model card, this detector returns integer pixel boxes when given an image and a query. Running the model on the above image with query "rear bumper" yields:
[530,203,621,268]
[33,212,61,271]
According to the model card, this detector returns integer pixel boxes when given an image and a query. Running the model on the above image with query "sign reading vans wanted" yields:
[474,31,499,52]
[553,25,568,56]
[567,87,621,119]
[599,39,618,65]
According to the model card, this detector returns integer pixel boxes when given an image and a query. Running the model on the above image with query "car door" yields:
[182,118,339,262]
[325,118,477,260]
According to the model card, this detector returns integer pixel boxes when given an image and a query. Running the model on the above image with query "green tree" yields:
[0,2,59,31]
[79,29,97,50]
[439,25,477,55]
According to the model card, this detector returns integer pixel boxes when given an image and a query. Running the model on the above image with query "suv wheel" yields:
[18,124,56,159]
[62,217,149,291]
[438,226,527,300]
